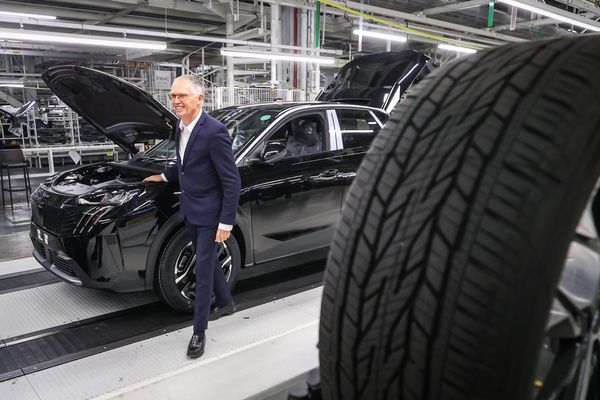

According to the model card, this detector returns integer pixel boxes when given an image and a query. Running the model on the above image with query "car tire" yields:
[155,227,241,313]
[319,36,600,400]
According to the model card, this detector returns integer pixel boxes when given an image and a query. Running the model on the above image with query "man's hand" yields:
[215,229,231,243]
[143,174,164,183]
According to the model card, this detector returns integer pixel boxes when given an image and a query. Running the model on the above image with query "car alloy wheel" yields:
[174,241,234,300]
[155,227,241,313]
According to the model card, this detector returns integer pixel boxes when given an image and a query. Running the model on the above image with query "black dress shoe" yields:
[186,334,205,359]
[209,302,237,321]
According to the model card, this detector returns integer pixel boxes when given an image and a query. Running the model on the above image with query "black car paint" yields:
[31,51,429,294]
[315,50,431,113]
[29,105,368,292]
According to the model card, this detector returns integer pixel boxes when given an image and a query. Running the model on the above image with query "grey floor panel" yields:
[0,231,34,262]
[0,257,42,278]
[109,323,319,400]
[0,287,322,400]
[0,283,158,340]
[0,376,41,400]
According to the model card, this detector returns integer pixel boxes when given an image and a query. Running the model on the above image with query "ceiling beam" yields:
[357,21,503,46]
[108,0,215,16]
[228,27,267,40]
[494,0,600,30]
[553,0,600,16]
[491,11,595,31]
[338,0,525,41]
[260,0,525,42]
[0,1,224,31]
[84,1,146,26]
[415,0,490,16]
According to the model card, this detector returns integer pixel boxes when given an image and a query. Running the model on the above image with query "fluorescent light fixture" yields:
[0,28,167,50]
[498,0,600,31]
[0,83,24,88]
[0,11,56,20]
[353,29,407,43]
[438,44,478,54]
[220,49,335,64]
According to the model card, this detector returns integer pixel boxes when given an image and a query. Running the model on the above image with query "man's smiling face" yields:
[170,78,204,124]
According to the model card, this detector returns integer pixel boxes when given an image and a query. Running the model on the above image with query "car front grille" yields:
[33,240,46,259]
[44,205,65,233]
[31,200,87,236]
[48,249,76,277]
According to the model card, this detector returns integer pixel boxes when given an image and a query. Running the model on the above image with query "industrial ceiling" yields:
[0,0,598,104]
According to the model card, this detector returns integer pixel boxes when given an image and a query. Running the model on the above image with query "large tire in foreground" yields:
[155,228,241,313]
[319,35,600,400]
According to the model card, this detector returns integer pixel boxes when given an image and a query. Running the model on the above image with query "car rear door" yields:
[240,108,344,264]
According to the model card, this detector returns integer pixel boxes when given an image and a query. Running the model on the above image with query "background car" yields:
[30,50,430,312]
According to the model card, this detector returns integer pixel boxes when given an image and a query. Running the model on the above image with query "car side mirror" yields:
[261,141,287,163]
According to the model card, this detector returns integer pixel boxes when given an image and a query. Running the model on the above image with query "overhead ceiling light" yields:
[0,83,24,88]
[220,49,335,64]
[498,0,600,31]
[352,29,407,43]
[0,28,167,50]
[0,11,56,20]
[438,44,478,54]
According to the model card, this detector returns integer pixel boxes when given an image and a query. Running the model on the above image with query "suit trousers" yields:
[185,221,233,334]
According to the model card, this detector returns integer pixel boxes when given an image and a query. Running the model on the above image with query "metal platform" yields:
[0,257,322,400]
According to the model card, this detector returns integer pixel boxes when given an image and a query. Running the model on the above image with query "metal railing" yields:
[153,86,308,112]
[211,87,307,109]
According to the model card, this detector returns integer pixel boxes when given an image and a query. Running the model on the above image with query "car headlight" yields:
[77,189,140,205]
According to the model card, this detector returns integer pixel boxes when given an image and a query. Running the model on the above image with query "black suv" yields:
[30,51,429,311]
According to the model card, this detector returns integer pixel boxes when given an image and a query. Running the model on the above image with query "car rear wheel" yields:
[319,35,600,400]
[155,227,241,313]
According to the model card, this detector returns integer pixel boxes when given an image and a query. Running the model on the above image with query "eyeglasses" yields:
[169,93,190,101]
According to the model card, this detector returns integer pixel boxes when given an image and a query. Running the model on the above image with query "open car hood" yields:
[42,66,177,153]
[315,50,430,113]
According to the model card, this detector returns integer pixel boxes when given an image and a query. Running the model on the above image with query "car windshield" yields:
[213,107,282,153]
[144,139,175,159]
[144,107,282,159]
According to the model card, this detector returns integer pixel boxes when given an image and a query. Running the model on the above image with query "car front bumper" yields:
[31,222,84,286]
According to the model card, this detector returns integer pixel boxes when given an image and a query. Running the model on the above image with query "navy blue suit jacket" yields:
[164,111,241,227]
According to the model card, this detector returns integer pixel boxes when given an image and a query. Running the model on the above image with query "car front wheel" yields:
[155,227,241,313]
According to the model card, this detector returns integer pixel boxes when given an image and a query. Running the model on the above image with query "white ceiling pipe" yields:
[0,17,342,55]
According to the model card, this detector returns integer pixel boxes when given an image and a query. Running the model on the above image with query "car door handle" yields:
[318,169,339,178]
[309,169,340,185]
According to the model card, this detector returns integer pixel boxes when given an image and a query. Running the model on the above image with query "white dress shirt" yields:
[161,110,232,232]
[178,110,202,163]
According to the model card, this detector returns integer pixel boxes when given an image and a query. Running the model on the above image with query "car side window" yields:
[266,115,325,158]
[336,109,382,149]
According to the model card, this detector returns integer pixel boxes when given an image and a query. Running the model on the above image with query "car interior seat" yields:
[286,119,322,157]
